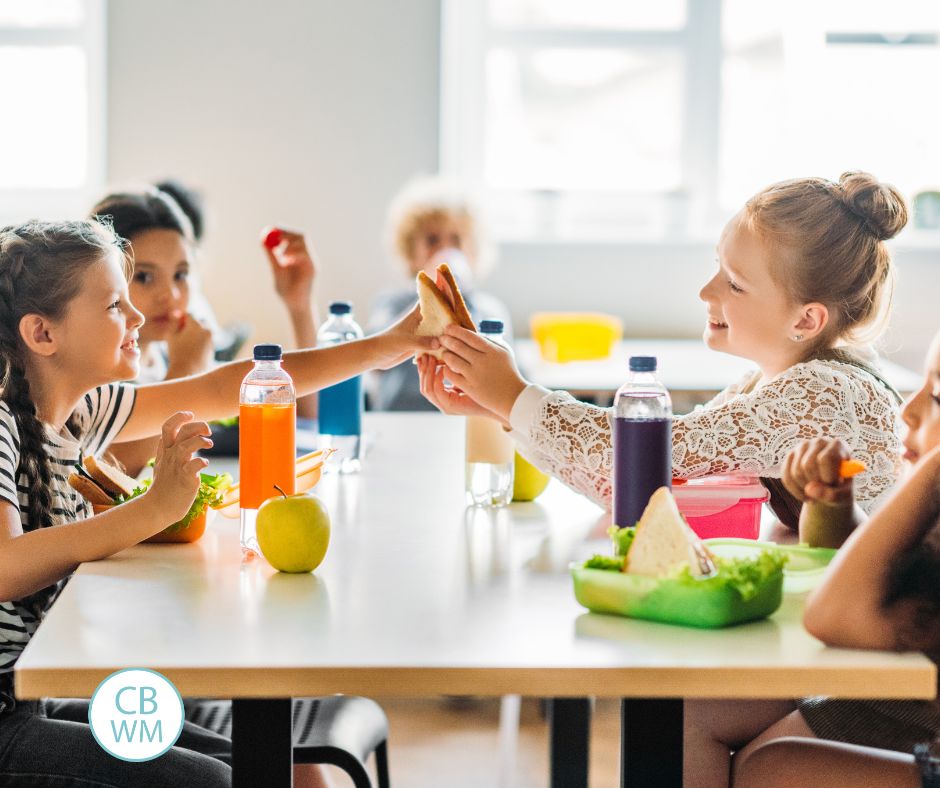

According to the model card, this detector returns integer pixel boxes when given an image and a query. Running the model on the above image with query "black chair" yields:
[187,696,390,787]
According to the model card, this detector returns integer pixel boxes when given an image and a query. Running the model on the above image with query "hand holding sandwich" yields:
[423,325,528,423]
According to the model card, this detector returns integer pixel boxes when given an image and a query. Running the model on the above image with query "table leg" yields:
[232,698,293,787]
[549,697,591,788]
[621,698,682,788]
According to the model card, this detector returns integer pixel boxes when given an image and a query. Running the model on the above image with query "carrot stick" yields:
[839,459,866,478]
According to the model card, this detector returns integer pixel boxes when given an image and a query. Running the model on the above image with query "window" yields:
[0,0,105,223]
[442,0,940,242]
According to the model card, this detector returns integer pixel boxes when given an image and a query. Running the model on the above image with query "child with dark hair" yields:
[686,331,940,788]
[0,219,431,785]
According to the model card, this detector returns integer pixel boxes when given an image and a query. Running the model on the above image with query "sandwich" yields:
[624,487,713,578]
[68,455,139,513]
[69,456,232,543]
[416,262,476,360]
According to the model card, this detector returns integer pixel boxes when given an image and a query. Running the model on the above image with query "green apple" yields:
[512,451,550,502]
[256,488,331,573]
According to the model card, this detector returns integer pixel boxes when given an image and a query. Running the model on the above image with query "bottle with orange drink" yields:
[239,344,296,557]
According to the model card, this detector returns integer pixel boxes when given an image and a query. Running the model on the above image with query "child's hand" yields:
[374,303,440,369]
[438,324,528,422]
[782,437,854,506]
[417,355,510,426]
[261,226,316,314]
[147,412,212,524]
[166,313,214,378]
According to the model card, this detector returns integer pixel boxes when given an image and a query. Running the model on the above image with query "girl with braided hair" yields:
[0,219,433,785]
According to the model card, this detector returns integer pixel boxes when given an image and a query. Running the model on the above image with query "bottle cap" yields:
[253,343,283,361]
[329,301,352,315]
[629,355,657,372]
[479,319,504,334]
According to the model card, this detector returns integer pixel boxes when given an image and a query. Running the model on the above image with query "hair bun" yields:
[837,171,908,241]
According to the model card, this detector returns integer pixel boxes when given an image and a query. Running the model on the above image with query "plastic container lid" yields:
[329,301,352,315]
[629,356,657,372]
[479,319,504,334]
[252,343,282,360]
[673,476,769,517]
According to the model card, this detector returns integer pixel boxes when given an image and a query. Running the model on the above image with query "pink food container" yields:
[673,476,769,540]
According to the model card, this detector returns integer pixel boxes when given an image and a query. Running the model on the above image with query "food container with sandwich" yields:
[68,456,231,543]
[672,476,769,540]
[572,487,786,628]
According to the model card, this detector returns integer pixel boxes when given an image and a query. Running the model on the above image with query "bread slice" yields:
[416,263,476,360]
[85,455,137,499]
[67,472,114,507]
[625,487,709,577]
[436,263,475,332]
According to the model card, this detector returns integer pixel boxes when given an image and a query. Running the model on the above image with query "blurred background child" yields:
[367,176,512,410]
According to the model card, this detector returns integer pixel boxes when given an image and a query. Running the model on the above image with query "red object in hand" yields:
[263,228,283,249]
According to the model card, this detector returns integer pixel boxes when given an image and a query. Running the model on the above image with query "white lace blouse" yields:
[508,357,903,514]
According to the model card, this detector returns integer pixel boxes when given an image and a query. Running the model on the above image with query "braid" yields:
[3,361,53,530]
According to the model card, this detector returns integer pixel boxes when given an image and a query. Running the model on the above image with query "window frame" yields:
[0,0,106,223]
[439,0,723,243]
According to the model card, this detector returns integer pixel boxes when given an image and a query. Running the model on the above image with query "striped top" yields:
[0,384,136,710]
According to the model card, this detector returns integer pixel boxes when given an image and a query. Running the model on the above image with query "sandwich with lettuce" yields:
[68,455,231,543]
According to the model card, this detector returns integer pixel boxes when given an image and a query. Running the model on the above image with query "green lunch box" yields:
[571,542,785,628]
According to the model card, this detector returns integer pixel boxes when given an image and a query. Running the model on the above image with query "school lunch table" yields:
[15,414,937,788]
[515,338,924,410]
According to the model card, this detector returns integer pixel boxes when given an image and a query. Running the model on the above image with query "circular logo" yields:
[88,668,184,761]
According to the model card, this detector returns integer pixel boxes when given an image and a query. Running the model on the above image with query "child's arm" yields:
[433,337,901,512]
[0,413,210,602]
[803,446,940,650]
[118,306,435,442]
[262,227,320,419]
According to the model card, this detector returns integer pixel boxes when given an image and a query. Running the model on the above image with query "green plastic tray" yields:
[571,542,784,628]
[704,539,836,594]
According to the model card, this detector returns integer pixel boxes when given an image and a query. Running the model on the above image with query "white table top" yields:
[16,414,935,701]
[515,339,923,396]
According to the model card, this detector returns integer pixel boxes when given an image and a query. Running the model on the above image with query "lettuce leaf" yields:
[608,525,636,557]
[584,554,626,571]
[112,472,233,533]
[670,550,788,601]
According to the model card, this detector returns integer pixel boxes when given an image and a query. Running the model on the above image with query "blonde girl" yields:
[0,219,430,785]
[419,171,907,525]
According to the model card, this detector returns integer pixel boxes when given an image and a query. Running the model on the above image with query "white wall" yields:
[107,1,939,372]
[107,0,441,347]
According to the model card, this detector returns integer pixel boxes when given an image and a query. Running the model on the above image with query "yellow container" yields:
[530,312,623,363]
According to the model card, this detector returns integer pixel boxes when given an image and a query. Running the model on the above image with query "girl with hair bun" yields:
[420,171,909,525]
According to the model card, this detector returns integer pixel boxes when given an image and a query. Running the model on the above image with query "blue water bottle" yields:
[317,302,364,473]
[612,356,673,527]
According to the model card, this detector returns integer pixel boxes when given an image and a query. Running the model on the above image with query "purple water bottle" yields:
[613,356,673,528]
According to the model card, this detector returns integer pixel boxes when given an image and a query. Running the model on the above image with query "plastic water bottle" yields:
[318,302,364,473]
[613,356,672,528]
[465,320,514,506]
[239,344,296,558]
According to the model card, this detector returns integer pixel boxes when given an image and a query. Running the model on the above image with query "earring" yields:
[792,334,804,342]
